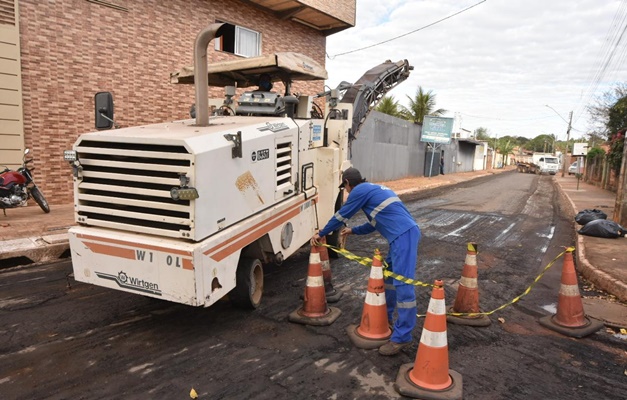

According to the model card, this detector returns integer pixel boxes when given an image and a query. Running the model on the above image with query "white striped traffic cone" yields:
[394,280,463,399]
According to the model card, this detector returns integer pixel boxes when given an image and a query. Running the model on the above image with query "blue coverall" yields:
[318,182,421,343]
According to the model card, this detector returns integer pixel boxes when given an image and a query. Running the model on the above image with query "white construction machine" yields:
[64,23,411,309]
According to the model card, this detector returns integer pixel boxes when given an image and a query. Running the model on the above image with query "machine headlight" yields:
[64,150,77,162]
[171,187,199,201]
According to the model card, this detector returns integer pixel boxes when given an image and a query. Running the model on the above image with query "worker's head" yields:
[258,73,273,91]
[339,167,365,192]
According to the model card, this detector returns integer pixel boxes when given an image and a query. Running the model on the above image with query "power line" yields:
[572,1,627,124]
[327,0,487,59]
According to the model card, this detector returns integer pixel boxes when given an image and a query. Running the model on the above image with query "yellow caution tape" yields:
[319,242,438,288]
[445,246,575,318]
[317,240,576,318]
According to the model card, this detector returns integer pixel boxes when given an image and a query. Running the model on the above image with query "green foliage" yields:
[586,146,605,161]
[375,96,401,117]
[605,95,627,174]
[474,127,490,140]
[524,134,556,152]
[608,130,625,174]
[606,96,627,139]
[498,139,516,164]
[400,86,447,124]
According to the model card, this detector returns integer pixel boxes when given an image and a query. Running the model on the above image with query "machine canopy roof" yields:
[170,52,327,88]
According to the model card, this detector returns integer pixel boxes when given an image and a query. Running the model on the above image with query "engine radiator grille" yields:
[74,139,194,239]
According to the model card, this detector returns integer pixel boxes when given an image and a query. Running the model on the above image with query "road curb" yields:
[576,233,627,302]
[554,178,627,302]
[0,233,70,268]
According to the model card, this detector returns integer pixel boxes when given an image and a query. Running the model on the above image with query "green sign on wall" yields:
[421,116,454,144]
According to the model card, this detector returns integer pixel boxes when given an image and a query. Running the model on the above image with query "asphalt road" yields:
[1,171,626,399]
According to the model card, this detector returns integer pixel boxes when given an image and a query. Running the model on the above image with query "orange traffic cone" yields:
[447,243,491,327]
[319,237,342,303]
[346,249,392,349]
[395,280,463,400]
[288,245,341,326]
[539,249,603,338]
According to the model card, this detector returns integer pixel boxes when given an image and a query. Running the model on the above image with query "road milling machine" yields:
[64,23,412,309]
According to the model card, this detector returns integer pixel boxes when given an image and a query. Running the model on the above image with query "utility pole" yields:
[614,132,627,227]
[561,111,573,177]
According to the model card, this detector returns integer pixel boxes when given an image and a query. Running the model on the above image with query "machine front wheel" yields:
[231,258,264,309]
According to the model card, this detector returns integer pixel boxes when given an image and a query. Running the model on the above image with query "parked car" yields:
[568,161,580,175]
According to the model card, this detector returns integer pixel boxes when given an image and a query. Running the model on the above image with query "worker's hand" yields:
[338,227,351,249]
[311,232,322,246]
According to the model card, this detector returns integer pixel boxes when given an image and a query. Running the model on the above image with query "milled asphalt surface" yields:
[1,167,625,327]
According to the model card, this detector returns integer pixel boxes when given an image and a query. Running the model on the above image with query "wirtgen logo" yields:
[95,271,162,296]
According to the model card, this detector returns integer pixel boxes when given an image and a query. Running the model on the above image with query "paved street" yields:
[1,171,625,399]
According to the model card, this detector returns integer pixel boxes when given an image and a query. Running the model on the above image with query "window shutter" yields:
[0,0,16,26]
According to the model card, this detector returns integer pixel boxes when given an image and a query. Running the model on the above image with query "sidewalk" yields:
[1,168,625,306]
[552,173,627,303]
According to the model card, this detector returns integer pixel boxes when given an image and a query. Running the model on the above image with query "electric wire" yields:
[327,0,487,59]
[573,1,627,125]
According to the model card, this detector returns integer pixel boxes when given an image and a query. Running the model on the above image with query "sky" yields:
[324,0,627,141]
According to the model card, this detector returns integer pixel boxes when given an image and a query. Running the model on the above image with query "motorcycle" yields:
[0,148,50,216]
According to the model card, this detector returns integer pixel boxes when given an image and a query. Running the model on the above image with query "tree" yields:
[474,127,490,141]
[498,139,516,165]
[375,95,401,117]
[586,82,627,137]
[587,84,627,175]
[400,86,447,124]
[516,136,530,147]
[525,134,555,152]
[607,95,627,136]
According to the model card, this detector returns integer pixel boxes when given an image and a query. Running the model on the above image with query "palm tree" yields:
[375,95,401,117]
[400,86,447,124]
[498,139,516,166]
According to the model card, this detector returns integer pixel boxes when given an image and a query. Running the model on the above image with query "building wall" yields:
[299,0,356,25]
[351,111,482,182]
[18,0,327,204]
[350,111,425,182]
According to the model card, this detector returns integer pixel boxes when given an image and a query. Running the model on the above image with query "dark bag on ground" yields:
[577,219,626,238]
[574,209,607,225]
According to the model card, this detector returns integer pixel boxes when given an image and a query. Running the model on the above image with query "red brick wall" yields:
[299,0,356,25]
[19,0,327,204]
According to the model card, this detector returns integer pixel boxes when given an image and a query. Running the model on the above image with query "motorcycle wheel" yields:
[30,186,50,213]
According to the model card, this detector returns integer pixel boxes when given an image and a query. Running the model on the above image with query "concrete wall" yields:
[351,111,482,182]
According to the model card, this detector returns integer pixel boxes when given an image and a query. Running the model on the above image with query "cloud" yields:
[325,0,626,139]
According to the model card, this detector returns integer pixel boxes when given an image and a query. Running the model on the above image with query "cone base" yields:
[346,324,392,349]
[394,363,463,400]
[325,289,343,303]
[538,315,603,338]
[288,306,341,326]
[446,308,491,327]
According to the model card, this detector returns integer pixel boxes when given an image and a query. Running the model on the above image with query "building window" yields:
[215,23,260,58]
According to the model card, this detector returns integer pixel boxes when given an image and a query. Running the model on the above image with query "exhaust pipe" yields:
[194,23,225,126]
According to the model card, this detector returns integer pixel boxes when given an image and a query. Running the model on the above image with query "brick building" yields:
[0,0,355,204]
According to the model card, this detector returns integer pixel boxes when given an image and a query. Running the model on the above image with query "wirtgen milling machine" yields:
[65,23,411,309]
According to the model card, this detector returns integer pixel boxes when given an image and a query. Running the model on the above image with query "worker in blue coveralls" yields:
[312,167,421,356]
